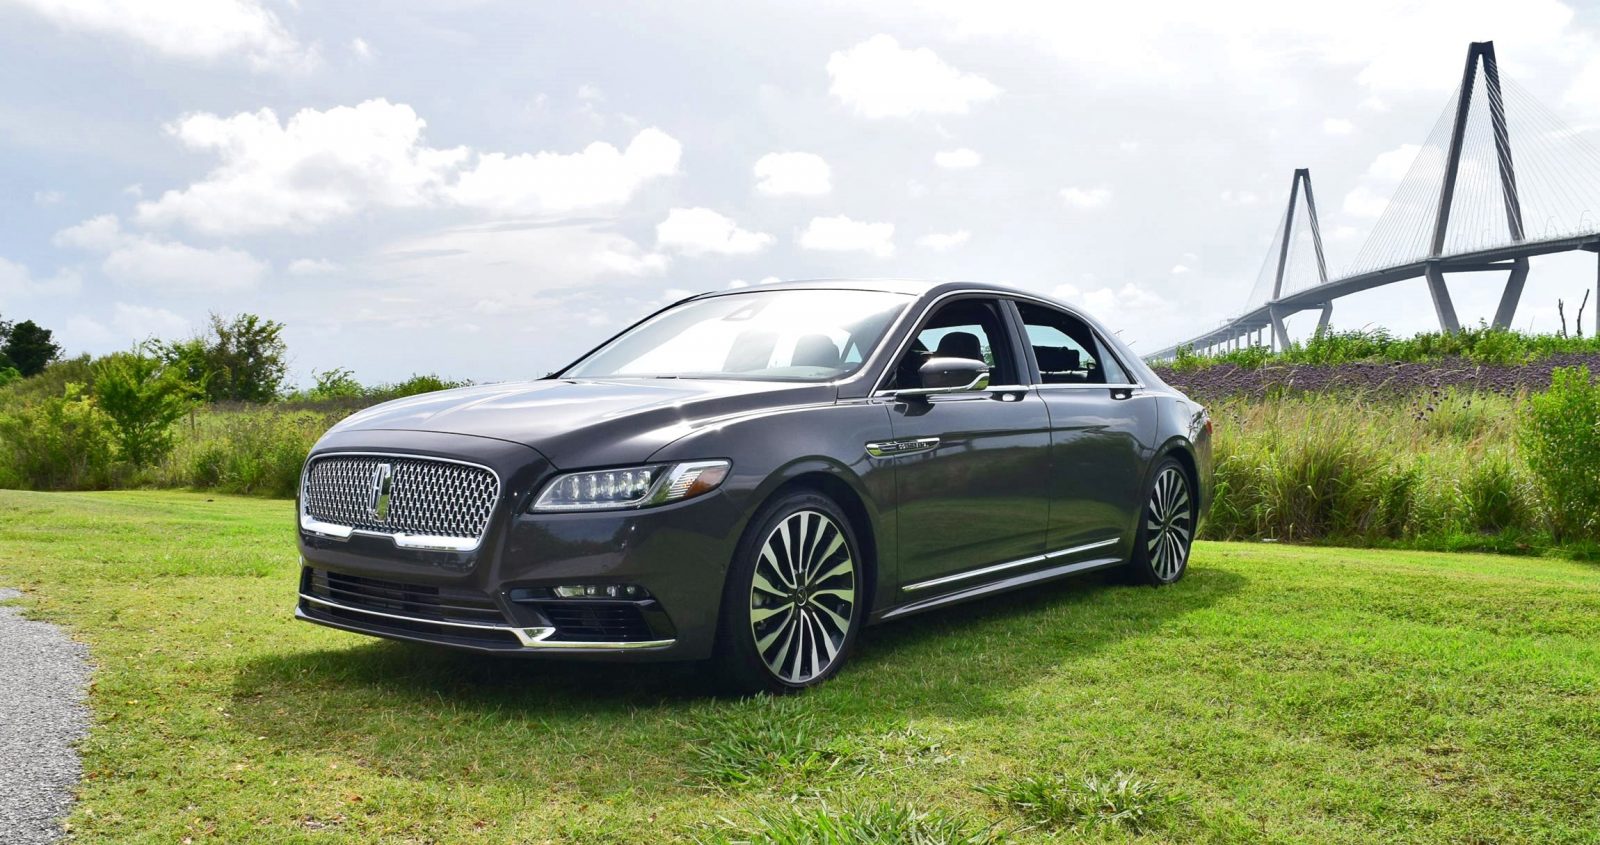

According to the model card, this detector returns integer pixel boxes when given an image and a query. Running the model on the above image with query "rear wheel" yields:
[714,490,863,694]
[1127,459,1194,586]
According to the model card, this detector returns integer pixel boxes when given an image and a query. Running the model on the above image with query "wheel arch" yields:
[749,458,887,618]
[1149,435,1204,520]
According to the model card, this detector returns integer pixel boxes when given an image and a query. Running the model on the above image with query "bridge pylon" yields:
[1266,167,1329,350]
[1427,40,1528,332]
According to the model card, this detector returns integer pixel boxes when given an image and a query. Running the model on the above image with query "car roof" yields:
[688,278,1042,300]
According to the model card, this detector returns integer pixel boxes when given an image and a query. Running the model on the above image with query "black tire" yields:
[1126,458,1195,586]
[712,489,864,694]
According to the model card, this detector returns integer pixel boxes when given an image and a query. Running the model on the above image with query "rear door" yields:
[1010,300,1157,552]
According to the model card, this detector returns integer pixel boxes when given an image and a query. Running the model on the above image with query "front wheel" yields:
[1127,459,1194,586]
[713,490,863,694]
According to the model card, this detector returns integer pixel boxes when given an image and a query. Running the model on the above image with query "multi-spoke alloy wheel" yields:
[748,509,857,685]
[1132,460,1196,588]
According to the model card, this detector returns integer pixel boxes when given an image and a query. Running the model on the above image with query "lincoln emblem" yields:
[368,463,393,522]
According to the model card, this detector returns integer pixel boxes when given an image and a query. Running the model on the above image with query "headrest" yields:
[1034,346,1081,372]
[791,334,841,369]
[934,331,984,361]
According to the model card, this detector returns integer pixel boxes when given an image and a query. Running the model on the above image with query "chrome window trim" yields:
[902,537,1121,593]
[869,383,1032,400]
[298,593,676,650]
[866,289,1146,394]
[1031,383,1144,391]
[298,451,503,552]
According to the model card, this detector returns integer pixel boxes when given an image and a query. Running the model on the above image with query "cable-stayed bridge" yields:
[1148,41,1600,360]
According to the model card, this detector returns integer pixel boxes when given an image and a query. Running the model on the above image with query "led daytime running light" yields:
[532,460,731,512]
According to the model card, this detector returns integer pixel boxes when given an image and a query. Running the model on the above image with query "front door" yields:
[879,297,1053,593]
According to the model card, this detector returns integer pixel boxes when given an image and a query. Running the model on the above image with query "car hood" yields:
[326,378,837,468]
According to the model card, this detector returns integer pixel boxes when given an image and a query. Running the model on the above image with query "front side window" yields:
[889,298,1019,389]
[562,289,912,381]
[1016,302,1129,385]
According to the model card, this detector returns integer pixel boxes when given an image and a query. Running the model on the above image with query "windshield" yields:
[562,289,914,381]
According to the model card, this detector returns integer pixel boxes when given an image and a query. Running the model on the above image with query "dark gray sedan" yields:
[295,280,1212,692]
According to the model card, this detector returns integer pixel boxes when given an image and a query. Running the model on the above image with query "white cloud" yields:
[1170,264,1191,274]
[827,34,1001,118]
[904,0,1577,94]
[350,37,373,61]
[753,152,832,196]
[1323,117,1355,135]
[450,127,681,215]
[1340,143,1421,217]
[1220,189,1261,206]
[1054,281,1169,321]
[1060,186,1112,209]
[798,215,895,257]
[8,0,312,71]
[287,258,339,276]
[136,100,468,234]
[32,190,64,206]
[134,99,681,234]
[933,147,981,168]
[380,222,668,304]
[655,207,774,256]
[54,215,267,294]
[916,229,970,251]
[60,315,113,350]
[0,256,81,304]
[111,302,189,340]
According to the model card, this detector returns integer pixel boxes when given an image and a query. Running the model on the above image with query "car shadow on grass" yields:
[229,565,1242,795]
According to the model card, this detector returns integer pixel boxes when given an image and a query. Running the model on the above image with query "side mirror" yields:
[897,357,990,398]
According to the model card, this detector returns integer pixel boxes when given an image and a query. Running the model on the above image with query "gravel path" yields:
[0,589,90,845]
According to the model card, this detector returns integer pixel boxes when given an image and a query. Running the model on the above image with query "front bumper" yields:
[297,432,747,661]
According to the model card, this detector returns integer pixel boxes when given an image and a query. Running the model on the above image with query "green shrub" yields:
[306,367,365,400]
[92,350,201,469]
[1460,449,1532,534]
[0,355,92,407]
[1519,366,1600,540]
[0,386,118,490]
[0,366,19,388]
[372,373,472,400]
[181,410,324,497]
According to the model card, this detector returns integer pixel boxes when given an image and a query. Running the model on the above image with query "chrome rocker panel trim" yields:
[902,537,1121,593]
[297,593,676,650]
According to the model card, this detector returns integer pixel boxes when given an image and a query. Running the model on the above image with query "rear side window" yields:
[1015,302,1131,385]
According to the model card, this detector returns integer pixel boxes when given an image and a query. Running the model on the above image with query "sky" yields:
[7,0,1600,385]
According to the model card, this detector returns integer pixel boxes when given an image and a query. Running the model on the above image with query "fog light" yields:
[548,584,649,599]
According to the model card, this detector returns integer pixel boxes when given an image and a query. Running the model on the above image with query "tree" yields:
[91,349,201,469]
[1,319,62,377]
[158,313,287,402]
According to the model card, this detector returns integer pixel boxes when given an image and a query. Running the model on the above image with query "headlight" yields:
[531,460,731,512]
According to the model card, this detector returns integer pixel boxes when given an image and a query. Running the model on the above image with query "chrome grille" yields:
[301,455,499,544]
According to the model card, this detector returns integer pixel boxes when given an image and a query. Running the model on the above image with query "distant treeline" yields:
[0,311,466,497]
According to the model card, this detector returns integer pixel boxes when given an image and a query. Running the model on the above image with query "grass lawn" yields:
[2,490,1598,843]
